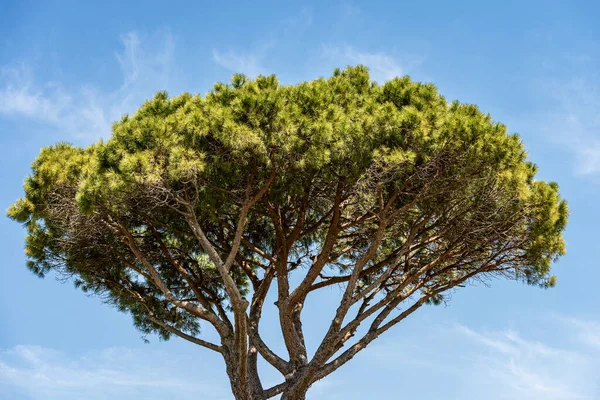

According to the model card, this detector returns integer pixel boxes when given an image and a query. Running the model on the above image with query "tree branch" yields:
[289,180,344,306]
[147,316,223,353]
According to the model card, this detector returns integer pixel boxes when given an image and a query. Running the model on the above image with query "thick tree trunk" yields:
[227,368,265,400]
[225,356,313,400]
[228,377,271,400]
[278,374,312,400]
[280,390,307,400]
[225,345,269,400]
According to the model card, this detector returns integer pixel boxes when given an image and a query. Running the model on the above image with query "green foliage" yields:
[8,66,568,341]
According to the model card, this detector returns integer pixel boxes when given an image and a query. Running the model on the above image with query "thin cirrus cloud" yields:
[211,8,312,78]
[554,315,600,350]
[321,45,405,83]
[0,345,229,400]
[0,66,106,137]
[451,317,599,399]
[543,74,600,178]
[454,325,592,399]
[211,48,268,78]
[0,32,176,142]
[212,44,407,85]
[364,315,599,400]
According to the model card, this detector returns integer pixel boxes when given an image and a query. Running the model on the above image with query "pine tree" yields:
[8,67,568,399]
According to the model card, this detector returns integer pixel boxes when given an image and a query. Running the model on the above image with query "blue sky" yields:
[1,1,599,399]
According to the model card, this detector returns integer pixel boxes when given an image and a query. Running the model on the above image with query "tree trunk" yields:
[278,372,311,400]
[225,359,312,400]
[280,390,307,400]
[225,344,269,400]
[227,369,267,400]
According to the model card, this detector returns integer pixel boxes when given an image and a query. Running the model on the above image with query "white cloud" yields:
[544,76,600,177]
[554,315,600,350]
[0,345,229,400]
[212,49,267,78]
[211,34,279,78]
[321,46,404,83]
[211,8,312,79]
[454,316,600,400]
[361,316,600,400]
[454,324,592,399]
[0,32,176,142]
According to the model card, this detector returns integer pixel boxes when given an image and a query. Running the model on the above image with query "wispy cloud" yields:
[363,316,600,400]
[321,45,404,83]
[212,7,312,78]
[543,72,600,178]
[554,315,600,350]
[0,66,102,135]
[454,324,592,399]
[0,32,176,141]
[0,345,229,400]
[340,2,362,17]
[210,9,414,85]
[212,48,268,77]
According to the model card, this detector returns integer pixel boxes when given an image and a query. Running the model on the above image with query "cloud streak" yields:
[542,71,600,178]
[554,315,600,350]
[454,324,592,399]
[211,7,312,78]
[0,32,176,142]
[321,45,404,83]
[363,316,599,400]
[0,345,229,400]
[212,49,267,77]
